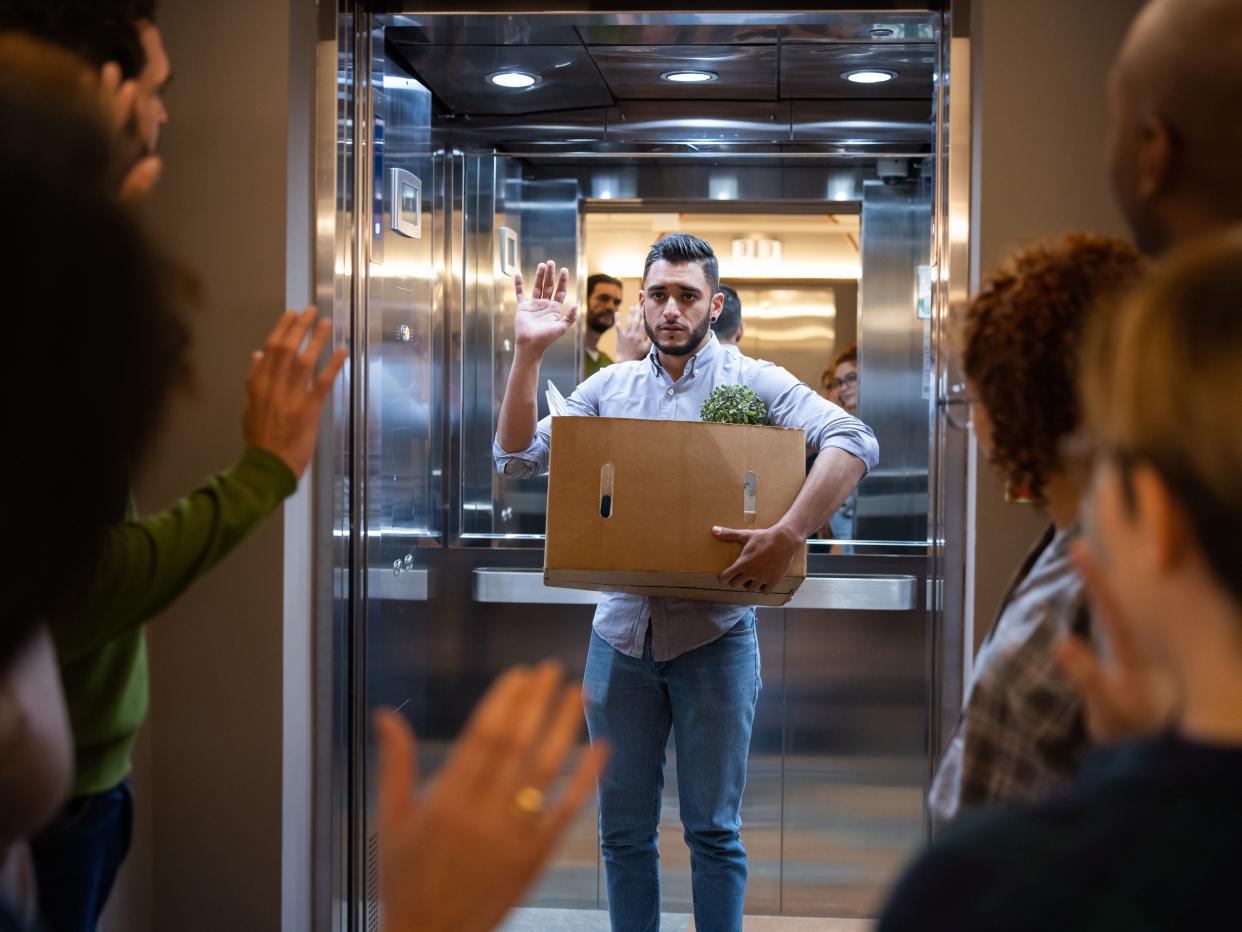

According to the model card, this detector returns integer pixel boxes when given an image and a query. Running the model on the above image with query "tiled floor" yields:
[501,908,873,931]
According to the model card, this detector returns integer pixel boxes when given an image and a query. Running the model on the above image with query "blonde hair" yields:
[1081,227,1242,606]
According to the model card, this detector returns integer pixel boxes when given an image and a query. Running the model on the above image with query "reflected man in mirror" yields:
[711,284,744,355]
[583,272,652,378]
[493,233,878,931]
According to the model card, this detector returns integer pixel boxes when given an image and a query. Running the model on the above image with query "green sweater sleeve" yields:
[52,447,297,660]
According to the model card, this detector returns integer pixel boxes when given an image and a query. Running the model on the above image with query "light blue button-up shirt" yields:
[493,333,879,660]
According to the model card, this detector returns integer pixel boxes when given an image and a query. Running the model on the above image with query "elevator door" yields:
[326,10,952,931]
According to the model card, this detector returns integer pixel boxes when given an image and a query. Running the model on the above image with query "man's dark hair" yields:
[0,0,158,79]
[712,284,742,340]
[0,55,187,667]
[586,273,622,299]
[643,233,720,296]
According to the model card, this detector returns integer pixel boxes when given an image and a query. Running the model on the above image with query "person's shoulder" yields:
[879,803,1074,931]
[731,352,797,383]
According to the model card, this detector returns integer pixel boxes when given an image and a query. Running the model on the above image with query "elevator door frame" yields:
[312,4,974,930]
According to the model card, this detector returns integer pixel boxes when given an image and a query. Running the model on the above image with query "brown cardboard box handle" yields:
[600,463,614,518]
[744,471,757,525]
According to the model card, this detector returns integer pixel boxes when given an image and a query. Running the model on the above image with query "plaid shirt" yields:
[929,523,1090,826]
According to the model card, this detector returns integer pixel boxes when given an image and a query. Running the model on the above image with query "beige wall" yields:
[101,0,316,929]
[967,0,1146,649]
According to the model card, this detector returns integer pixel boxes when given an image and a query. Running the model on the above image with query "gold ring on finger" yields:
[511,785,545,818]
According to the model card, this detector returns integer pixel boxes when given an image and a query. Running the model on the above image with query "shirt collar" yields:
[648,330,720,377]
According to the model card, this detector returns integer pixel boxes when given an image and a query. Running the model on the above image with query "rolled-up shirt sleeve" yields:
[752,362,880,473]
[492,373,602,478]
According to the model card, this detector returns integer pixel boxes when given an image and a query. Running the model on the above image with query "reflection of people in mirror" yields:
[711,284,744,354]
[820,367,839,404]
[831,344,858,415]
[583,273,623,377]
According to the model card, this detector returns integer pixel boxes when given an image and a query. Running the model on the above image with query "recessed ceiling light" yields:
[843,69,897,84]
[662,70,717,84]
[488,70,538,89]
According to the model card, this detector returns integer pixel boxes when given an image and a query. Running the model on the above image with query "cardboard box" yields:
[544,416,808,606]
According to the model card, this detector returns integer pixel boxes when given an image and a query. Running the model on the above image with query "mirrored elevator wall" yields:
[330,12,950,929]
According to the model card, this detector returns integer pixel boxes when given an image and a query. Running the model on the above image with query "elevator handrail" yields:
[470,567,916,612]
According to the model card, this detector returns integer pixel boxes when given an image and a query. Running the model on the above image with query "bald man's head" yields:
[1107,0,1242,254]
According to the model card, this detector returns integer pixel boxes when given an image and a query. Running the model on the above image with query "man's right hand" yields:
[514,261,578,355]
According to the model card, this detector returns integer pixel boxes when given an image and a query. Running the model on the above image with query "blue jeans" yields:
[29,781,133,932]
[583,615,760,932]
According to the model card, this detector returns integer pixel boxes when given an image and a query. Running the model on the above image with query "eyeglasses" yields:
[831,371,858,390]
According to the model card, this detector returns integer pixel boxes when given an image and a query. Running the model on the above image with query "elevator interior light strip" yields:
[488,71,538,89]
[661,70,718,83]
[843,69,897,84]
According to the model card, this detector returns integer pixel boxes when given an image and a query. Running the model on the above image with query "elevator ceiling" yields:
[386,14,938,119]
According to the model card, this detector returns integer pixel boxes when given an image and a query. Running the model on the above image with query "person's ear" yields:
[711,292,724,319]
[1129,463,1189,575]
[1135,115,1174,202]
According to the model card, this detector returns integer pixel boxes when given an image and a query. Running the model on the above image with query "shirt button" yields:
[667,388,674,396]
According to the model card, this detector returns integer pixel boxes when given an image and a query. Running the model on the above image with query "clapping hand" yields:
[1055,541,1180,742]
[514,261,578,354]
[96,62,162,202]
[376,661,608,932]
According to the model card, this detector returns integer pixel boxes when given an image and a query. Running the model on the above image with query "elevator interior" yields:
[319,7,964,930]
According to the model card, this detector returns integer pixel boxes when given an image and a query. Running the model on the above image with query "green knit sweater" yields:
[52,447,296,796]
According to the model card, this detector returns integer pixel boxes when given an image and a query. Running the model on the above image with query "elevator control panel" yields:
[390,167,422,239]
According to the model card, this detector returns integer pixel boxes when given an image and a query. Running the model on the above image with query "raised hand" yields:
[513,261,579,354]
[96,62,162,202]
[615,304,653,362]
[1054,541,1180,742]
[376,661,609,932]
[243,307,348,478]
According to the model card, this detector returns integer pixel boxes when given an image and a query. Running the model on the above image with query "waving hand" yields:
[514,261,578,354]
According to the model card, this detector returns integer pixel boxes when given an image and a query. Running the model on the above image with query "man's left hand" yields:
[713,523,803,593]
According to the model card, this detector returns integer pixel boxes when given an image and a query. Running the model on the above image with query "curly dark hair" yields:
[962,233,1145,499]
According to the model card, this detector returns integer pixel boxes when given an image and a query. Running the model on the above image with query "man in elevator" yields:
[494,234,877,931]
[710,284,744,353]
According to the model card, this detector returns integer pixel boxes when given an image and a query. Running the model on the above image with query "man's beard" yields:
[587,311,614,335]
[644,313,712,357]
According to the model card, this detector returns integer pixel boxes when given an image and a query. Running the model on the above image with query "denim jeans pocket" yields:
[722,611,757,637]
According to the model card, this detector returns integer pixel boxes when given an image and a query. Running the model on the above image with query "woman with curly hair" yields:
[929,233,1145,825]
